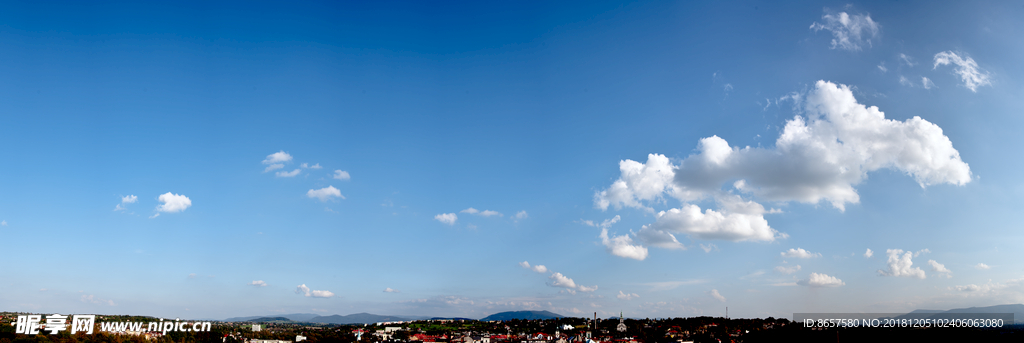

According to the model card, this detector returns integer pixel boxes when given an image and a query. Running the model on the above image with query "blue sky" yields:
[3,0,1024,320]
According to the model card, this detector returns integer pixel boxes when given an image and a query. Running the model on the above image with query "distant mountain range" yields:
[893,304,1024,322]
[480,311,564,321]
[224,310,565,323]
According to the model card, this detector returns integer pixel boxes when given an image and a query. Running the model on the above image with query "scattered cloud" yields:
[922,77,936,90]
[975,263,991,270]
[809,11,880,51]
[519,261,549,274]
[514,210,528,221]
[899,75,914,87]
[928,260,952,278]
[249,280,267,287]
[155,192,192,214]
[264,164,284,172]
[877,63,887,72]
[115,195,139,211]
[878,249,926,279]
[309,163,322,169]
[384,288,400,293]
[276,169,301,177]
[460,208,503,217]
[80,294,116,306]
[864,248,874,258]
[700,243,718,253]
[307,186,344,201]
[798,273,845,287]
[263,151,293,165]
[547,272,597,293]
[600,228,649,261]
[434,213,458,225]
[593,81,970,259]
[775,265,802,274]
[914,248,931,257]
[781,248,821,259]
[709,289,726,302]
[1,220,6,226]
[617,291,639,300]
[296,284,334,298]
[934,51,992,92]
[480,210,502,217]
[188,273,197,279]
[333,170,351,180]
[899,53,916,67]
[642,280,707,291]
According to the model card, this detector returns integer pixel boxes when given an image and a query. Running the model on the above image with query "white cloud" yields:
[709,289,726,302]
[899,75,914,87]
[878,249,926,279]
[276,169,301,177]
[156,192,192,213]
[645,195,781,242]
[249,280,267,287]
[934,51,992,92]
[877,63,887,72]
[775,265,802,274]
[434,213,457,225]
[975,263,991,270]
[809,11,880,51]
[384,288,400,293]
[264,163,284,172]
[781,248,821,259]
[333,170,351,180]
[700,243,718,253]
[307,186,343,202]
[593,81,970,259]
[461,208,502,217]
[914,248,931,257]
[864,248,874,258]
[188,273,197,279]
[519,261,548,274]
[1,220,6,226]
[928,260,952,278]
[295,284,334,298]
[309,163,322,169]
[899,53,916,67]
[548,272,577,289]
[115,195,137,211]
[922,77,936,90]
[514,210,528,221]
[263,151,293,165]
[547,272,597,293]
[310,290,334,298]
[617,291,639,300]
[479,210,502,217]
[636,226,686,250]
[600,228,649,261]
[798,273,845,287]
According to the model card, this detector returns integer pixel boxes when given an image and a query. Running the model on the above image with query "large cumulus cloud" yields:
[594,81,970,260]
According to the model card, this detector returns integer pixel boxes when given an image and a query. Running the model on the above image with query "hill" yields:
[225,313,319,322]
[480,311,564,321]
[309,313,413,324]
[894,304,1024,321]
[249,317,293,323]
